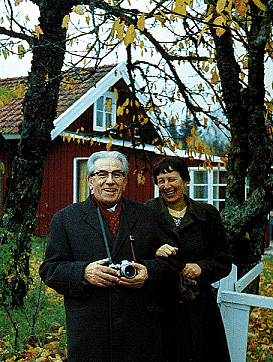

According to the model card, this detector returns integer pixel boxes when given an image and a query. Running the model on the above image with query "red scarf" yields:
[93,197,123,237]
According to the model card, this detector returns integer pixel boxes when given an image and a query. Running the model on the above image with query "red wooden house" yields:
[0,63,225,236]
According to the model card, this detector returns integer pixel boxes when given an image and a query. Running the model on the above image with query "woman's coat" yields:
[146,195,233,362]
[39,196,176,362]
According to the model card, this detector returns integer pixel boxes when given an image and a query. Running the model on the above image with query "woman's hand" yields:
[181,263,201,279]
[155,244,178,257]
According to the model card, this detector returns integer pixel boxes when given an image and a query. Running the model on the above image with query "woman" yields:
[146,157,232,362]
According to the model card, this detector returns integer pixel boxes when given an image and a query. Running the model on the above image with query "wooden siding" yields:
[35,137,162,236]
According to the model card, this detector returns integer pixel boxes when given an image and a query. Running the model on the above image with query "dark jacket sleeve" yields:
[195,204,233,284]
[39,211,91,297]
[140,205,186,285]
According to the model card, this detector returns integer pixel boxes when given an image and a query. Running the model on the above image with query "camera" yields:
[109,260,137,279]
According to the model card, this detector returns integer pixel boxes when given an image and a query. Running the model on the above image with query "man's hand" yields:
[118,262,148,289]
[155,244,178,257]
[84,258,119,287]
[181,263,201,279]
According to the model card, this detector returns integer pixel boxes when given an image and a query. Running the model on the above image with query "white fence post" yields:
[215,262,273,362]
[220,300,251,362]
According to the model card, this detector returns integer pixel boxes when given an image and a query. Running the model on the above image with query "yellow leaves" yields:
[235,0,250,17]
[133,170,146,185]
[14,82,25,98]
[137,13,145,31]
[220,155,228,168]
[14,0,23,5]
[34,25,44,39]
[213,16,226,37]
[124,24,136,47]
[73,5,86,15]
[0,82,25,107]
[178,140,183,150]
[2,48,9,60]
[61,15,70,29]
[111,19,125,40]
[173,0,192,17]
[111,14,143,47]
[211,67,219,84]
[18,44,25,59]
[197,14,213,46]
[251,0,267,11]
[106,135,113,151]
[113,87,119,101]
[216,0,227,13]
[140,116,148,125]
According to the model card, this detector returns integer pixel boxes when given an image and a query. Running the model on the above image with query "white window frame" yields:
[154,167,227,211]
[93,91,117,131]
[187,167,227,209]
[73,157,89,203]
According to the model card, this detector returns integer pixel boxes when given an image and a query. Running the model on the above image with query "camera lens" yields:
[122,264,137,278]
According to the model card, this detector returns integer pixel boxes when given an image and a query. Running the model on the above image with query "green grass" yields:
[0,237,67,361]
[246,255,273,361]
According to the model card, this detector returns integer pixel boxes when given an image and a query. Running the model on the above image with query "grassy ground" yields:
[246,255,273,361]
[0,238,67,361]
[0,239,272,361]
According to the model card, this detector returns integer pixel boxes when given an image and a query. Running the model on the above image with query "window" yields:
[93,91,117,131]
[73,158,89,203]
[188,168,227,211]
[154,167,227,212]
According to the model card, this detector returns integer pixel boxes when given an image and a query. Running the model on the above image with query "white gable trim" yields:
[61,131,223,163]
[51,63,130,140]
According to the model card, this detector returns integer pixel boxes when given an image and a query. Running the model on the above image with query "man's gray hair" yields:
[86,151,129,176]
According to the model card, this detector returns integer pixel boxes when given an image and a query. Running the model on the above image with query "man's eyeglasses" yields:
[91,170,125,180]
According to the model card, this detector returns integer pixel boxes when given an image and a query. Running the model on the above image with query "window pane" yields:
[106,113,112,128]
[97,96,104,111]
[96,110,103,127]
[77,160,89,202]
[213,170,227,184]
[105,97,112,113]
[193,171,207,184]
[194,186,208,199]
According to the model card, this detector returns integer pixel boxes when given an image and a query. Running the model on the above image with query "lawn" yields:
[0,239,272,361]
[0,238,67,362]
[246,255,273,361]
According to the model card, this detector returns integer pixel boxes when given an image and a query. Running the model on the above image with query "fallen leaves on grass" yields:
[247,256,273,361]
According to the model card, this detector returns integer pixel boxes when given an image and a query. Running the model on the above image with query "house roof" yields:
[0,63,171,143]
[0,64,224,163]
[0,64,117,138]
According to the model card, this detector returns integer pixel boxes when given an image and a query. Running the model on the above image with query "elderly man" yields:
[39,150,176,362]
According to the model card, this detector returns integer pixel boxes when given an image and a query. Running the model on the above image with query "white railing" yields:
[213,263,273,362]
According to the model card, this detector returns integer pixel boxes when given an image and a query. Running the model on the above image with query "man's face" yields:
[87,157,127,209]
[156,169,188,208]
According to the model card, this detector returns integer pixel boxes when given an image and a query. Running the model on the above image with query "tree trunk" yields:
[0,0,72,307]
[210,9,273,287]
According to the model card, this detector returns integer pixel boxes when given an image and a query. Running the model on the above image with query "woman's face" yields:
[156,169,188,208]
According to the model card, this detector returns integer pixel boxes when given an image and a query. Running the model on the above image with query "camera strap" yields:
[97,206,113,264]
[97,205,136,262]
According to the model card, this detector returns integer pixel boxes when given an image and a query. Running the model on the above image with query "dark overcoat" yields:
[146,195,233,362]
[39,196,176,362]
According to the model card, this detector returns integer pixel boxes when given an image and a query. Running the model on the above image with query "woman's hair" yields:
[86,151,129,176]
[153,157,190,184]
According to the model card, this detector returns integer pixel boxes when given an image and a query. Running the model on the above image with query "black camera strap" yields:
[96,205,136,262]
[97,205,113,264]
